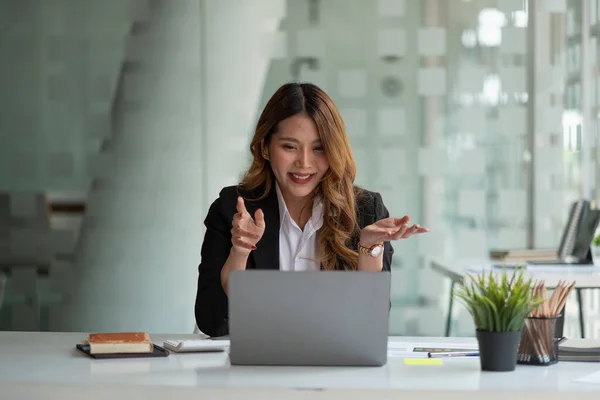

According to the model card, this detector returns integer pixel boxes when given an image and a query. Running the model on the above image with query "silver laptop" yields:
[227,270,391,367]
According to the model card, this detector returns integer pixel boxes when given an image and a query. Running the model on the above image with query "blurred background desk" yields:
[430,257,600,338]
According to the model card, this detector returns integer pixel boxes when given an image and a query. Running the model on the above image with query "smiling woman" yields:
[266,115,330,218]
[194,82,429,337]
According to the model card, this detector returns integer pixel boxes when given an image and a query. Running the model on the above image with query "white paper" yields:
[387,342,478,358]
[574,370,600,384]
[388,351,428,358]
[389,342,478,350]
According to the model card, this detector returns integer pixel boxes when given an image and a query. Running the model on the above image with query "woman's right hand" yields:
[231,196,265,256]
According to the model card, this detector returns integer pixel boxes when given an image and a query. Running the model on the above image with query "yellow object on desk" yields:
[404,358,443,365]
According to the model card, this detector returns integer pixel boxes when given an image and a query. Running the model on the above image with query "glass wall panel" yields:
[0,0,598,337]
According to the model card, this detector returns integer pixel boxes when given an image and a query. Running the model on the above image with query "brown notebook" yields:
[87,332,153,355]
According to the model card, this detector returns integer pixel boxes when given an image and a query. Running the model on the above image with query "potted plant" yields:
[591,234,600,265]
[455,268,542,372]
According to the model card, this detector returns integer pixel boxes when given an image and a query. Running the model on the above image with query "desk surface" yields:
[1,331,600,398]
[431,257,600,288]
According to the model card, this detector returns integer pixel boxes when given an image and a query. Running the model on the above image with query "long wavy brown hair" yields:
[240,82,360,271]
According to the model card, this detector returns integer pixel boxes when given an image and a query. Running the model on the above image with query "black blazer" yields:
[194,184,394,337]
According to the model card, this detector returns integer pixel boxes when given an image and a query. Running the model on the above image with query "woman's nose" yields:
[295,149,312,168]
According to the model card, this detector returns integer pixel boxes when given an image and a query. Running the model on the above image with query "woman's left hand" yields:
[359,216,429,247]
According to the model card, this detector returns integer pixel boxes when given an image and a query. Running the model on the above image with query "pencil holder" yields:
[517,316,559,366]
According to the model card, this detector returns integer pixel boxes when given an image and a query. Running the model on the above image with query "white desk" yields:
[1,331,600,399]
[430,257,600,337]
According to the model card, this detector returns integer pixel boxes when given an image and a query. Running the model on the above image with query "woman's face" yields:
[266,114,330,202]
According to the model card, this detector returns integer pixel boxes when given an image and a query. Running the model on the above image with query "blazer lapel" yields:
[245,186,280,270]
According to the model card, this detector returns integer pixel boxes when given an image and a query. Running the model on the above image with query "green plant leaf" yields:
[454,266,540,332]
[481,296,500,331]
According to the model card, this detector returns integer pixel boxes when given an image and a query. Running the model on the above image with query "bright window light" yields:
[477,8,506,47]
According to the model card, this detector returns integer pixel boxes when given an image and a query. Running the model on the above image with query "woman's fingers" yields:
[394,216,410,226]
[232,226,262,240]
[389,223,409,240]
[236,196,248,216]
[403,224,420,237]
[254,209,265,229]
[395,224,429,239]
[231,203,265,250]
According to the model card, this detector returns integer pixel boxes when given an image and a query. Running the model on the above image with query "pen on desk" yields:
[428,351,479,358]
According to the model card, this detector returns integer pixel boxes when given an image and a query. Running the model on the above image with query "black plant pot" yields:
[476,330,522,372]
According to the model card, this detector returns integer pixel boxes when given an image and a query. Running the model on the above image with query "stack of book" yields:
[78,332,156,356]
[489,248,558,263]
[558,339,600,362]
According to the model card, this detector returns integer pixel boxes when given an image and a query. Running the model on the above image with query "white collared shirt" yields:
[275,183,323,271]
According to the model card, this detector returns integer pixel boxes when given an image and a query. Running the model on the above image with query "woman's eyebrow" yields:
[276,137,322,144]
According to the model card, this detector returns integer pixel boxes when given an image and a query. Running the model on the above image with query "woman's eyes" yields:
[282,144,324,152]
